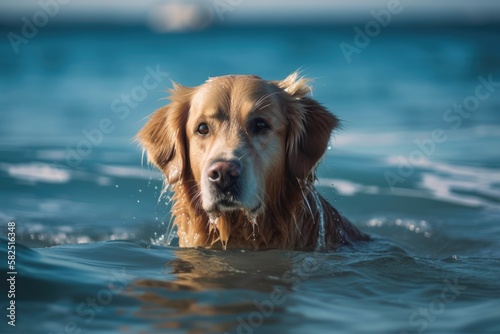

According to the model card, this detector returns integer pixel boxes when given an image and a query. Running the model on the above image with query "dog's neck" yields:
[167,175,325,250]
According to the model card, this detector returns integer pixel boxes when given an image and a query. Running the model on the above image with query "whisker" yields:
[256,102,272,111]
[251,92,281,113]
[235,151,251,162]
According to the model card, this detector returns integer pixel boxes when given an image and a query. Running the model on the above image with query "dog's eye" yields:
[250,118,270,134]
[197,123,209,135]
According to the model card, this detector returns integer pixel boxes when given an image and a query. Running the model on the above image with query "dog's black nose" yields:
[208,160,241,190]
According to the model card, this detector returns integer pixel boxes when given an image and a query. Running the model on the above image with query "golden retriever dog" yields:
[137,72,369,250]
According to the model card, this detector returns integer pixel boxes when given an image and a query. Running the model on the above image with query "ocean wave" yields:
[0,162,71,184]
[322,158,500,209]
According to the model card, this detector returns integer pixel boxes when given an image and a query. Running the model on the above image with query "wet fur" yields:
[137,72,369,250]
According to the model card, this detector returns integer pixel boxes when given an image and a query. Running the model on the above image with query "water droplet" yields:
[310,190,326,252]
[115,185,119,188]
[137,200,140,203]
[139,189,142,192]
[209,215,219,226]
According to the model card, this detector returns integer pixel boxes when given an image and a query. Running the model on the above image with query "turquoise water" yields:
[1,25,499,333]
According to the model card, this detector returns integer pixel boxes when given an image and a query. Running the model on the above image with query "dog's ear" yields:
[277,72,339,180]
[136,84,193,184]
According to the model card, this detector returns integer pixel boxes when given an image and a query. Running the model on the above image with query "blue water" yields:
[1,25,500,333]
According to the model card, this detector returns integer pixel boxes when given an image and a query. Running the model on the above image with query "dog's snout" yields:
[208,160,241,190]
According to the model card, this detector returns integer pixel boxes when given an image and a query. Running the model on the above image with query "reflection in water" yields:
[126,249,307,332]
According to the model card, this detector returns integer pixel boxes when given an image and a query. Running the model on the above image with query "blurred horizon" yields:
[1,0,500,31]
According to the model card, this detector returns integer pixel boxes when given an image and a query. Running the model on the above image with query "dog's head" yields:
[137,72,338,218]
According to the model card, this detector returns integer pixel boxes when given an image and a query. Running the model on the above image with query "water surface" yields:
[0,25,499,333]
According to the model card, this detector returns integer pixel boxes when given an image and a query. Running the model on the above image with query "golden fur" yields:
[137,72,369,250]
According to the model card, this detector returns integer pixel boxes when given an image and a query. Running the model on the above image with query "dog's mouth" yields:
[207,194,262,215]
[202,172,262,215]
[212,192,241,210]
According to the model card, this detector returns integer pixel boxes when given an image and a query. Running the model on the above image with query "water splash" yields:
[208,213,220,227]
[166,225,177,245]
[245,211,258,241]
[179,230,188,246]
[208,213,226,249]
[310,190,326,252]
